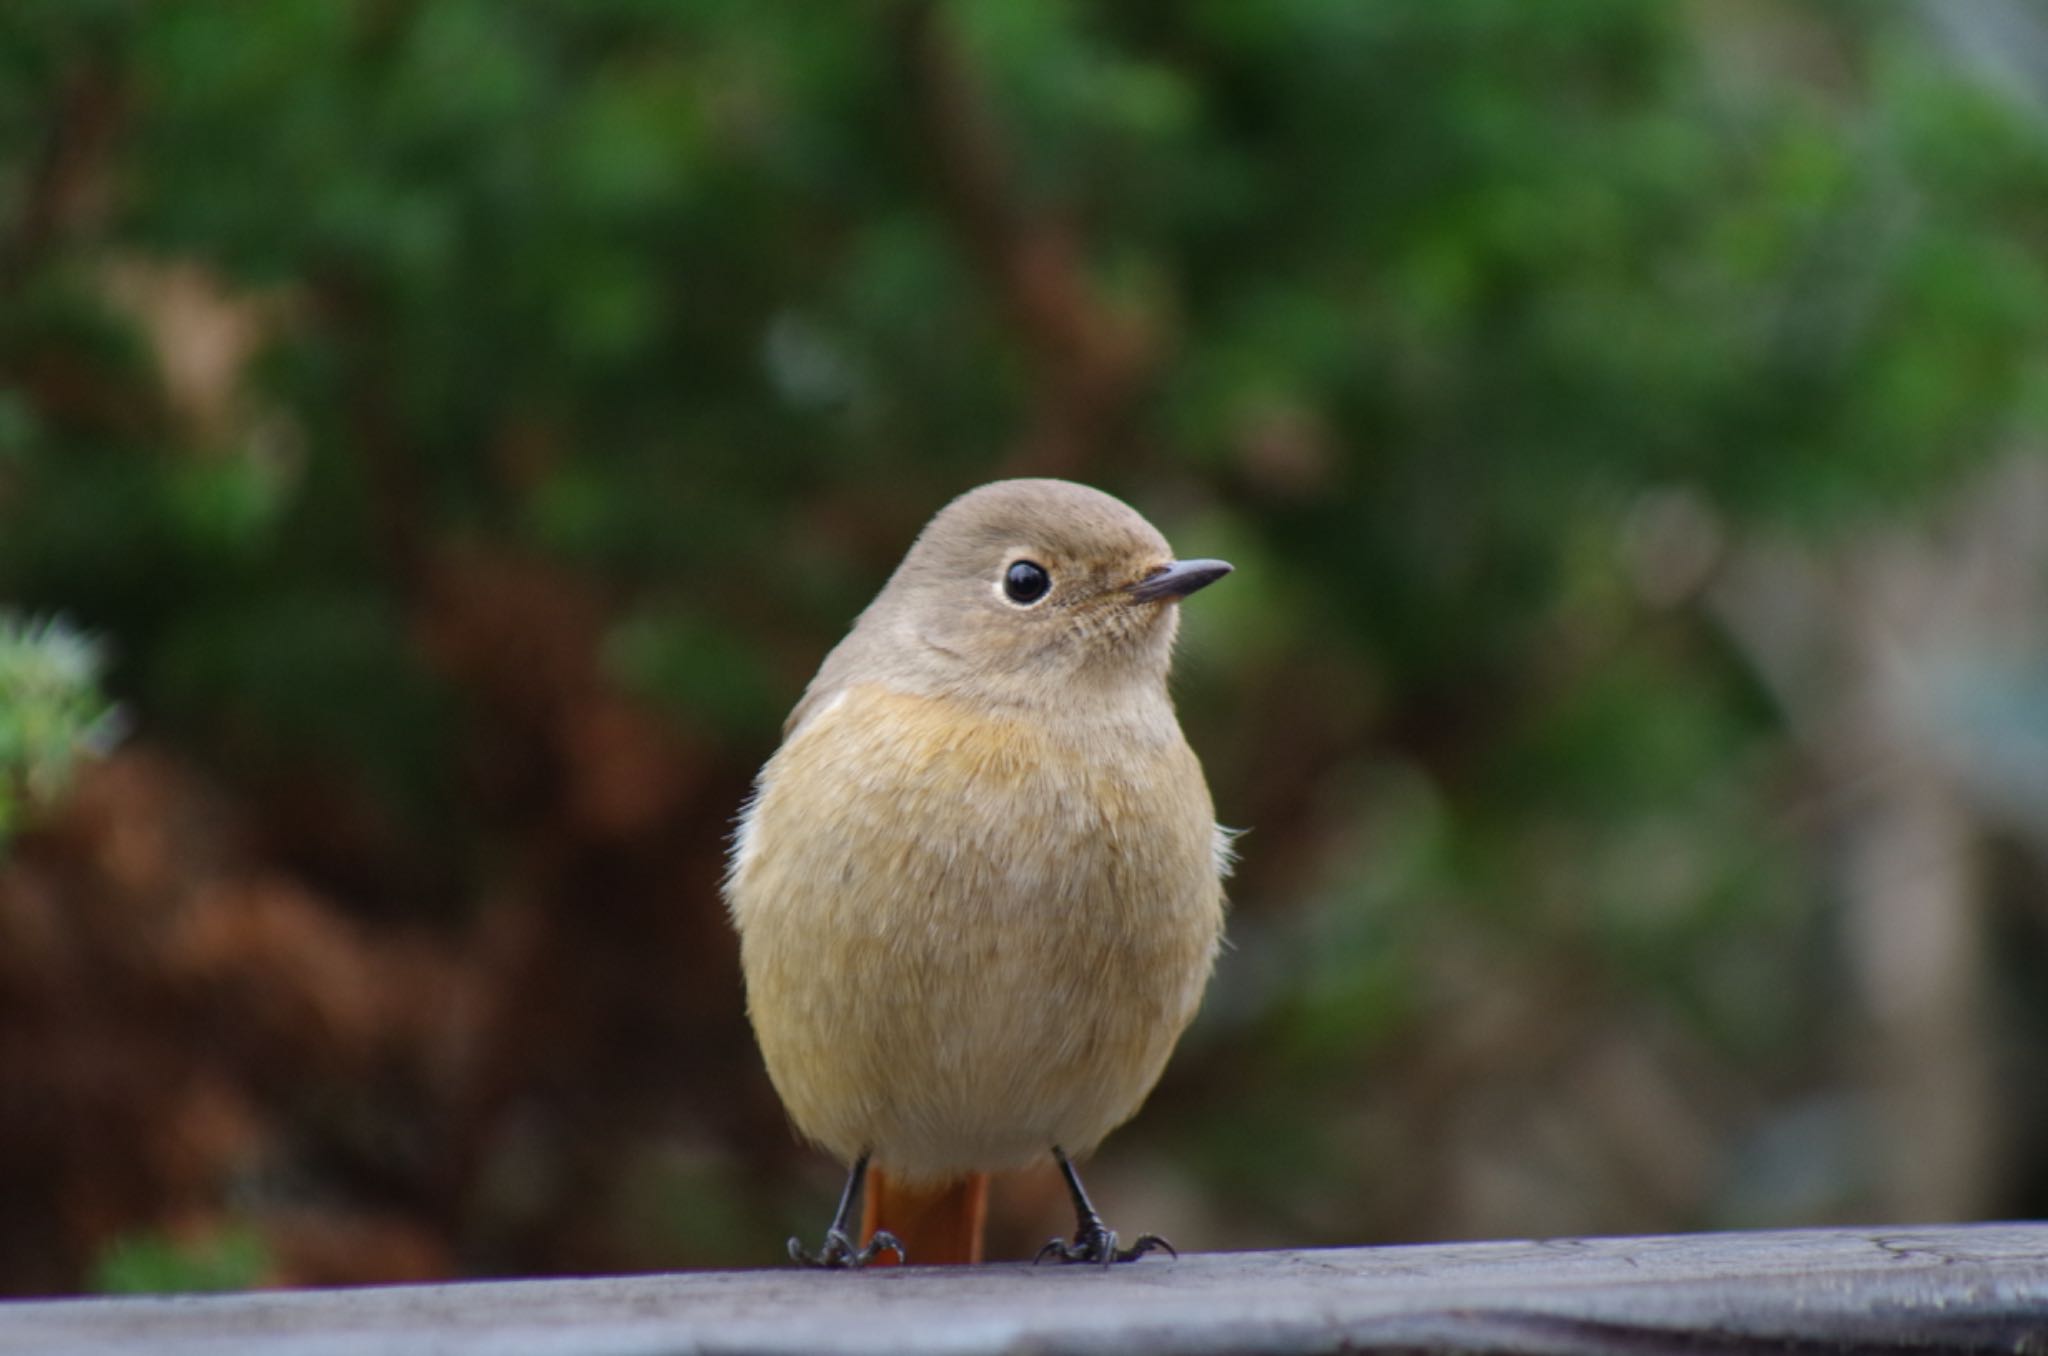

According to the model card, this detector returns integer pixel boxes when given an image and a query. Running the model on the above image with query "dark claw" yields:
[789,1227,905,1269]
[1038,1146,1178,1267]
[1034,1225,1176,1266]
[788,1154,903,1269]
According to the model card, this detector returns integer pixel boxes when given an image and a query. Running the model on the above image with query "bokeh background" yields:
[4,0,2048,1297]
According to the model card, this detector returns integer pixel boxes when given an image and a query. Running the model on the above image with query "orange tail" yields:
[860,1168,989,1265]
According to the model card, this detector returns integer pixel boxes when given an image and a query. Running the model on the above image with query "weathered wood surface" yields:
[5,1224,2047,1355]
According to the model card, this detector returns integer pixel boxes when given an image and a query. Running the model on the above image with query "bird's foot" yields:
[1035,1225,1175,1267]
[789,1227,904,1269]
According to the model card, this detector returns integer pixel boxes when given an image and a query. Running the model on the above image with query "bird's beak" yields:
[1126,558,1234,603]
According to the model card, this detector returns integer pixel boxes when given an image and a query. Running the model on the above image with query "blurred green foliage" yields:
[0,613,116,851]
[90,1226,268,1297]
[3,0,2047,1289]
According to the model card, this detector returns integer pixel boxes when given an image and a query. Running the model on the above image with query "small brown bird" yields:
[725,478,1231,1267]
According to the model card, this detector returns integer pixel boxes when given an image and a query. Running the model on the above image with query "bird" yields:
[724,477,1232,1267]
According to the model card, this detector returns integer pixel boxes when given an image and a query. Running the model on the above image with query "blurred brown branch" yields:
[1,50,123,293]
[894,1,1158,477]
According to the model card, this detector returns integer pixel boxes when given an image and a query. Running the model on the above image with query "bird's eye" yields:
[1002,559,1051,605]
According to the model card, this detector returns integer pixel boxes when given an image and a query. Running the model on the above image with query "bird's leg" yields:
[789,1153,905,1268]
[1035,1146,1176,1266]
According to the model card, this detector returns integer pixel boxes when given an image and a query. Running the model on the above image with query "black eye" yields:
[1002,559,1051,605]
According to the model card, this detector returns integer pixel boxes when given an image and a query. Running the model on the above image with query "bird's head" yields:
[862,479,1231,707]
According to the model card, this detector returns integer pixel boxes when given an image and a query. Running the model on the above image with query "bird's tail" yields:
[861,1167,989,1265]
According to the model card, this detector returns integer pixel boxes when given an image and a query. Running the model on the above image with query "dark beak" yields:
[1126,558,1234,603]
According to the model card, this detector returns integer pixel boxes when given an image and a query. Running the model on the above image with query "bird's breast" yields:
[725,681,1226,1173]
[729,682,1218,937]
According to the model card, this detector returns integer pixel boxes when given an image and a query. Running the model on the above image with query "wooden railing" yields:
[5,1223,2045,1354]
